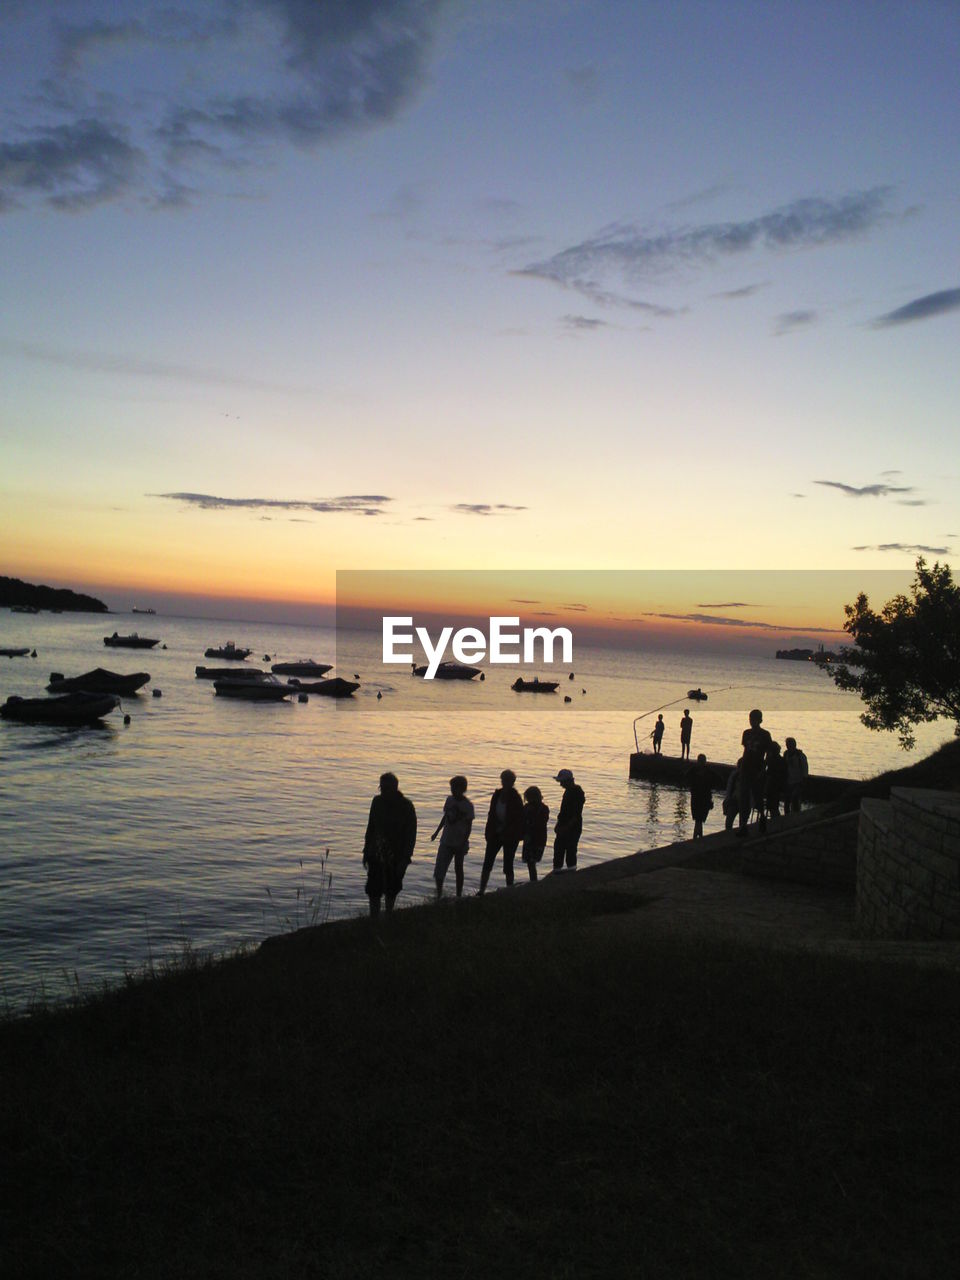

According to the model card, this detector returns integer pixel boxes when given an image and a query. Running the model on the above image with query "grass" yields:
[1,887,958,1279]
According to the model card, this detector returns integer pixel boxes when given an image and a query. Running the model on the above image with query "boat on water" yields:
[204,641,252,661]
[195,666,266,681]
[687,688,708,701]
[131,607,156,615]
[511,677,559,693]
[1,647,31,658]
[287,676,359,698]
[412,662,482,680]
[214,675,291,701]
[271,660,333,677]
[47,668,150,695]
[104,632,159,649]
[11,604,40,614]
[1,691,120,725]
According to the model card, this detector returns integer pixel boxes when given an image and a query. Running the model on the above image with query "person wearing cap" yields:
[478,769,525,894]
[553,769,585,871]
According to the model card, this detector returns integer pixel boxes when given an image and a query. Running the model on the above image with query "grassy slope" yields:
[2,889,958,1279]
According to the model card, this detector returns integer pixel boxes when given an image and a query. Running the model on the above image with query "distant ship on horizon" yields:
[776,643,841,663]
[131,606,156,615]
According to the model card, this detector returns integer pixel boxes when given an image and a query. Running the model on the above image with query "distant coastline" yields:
[1,575,108,614]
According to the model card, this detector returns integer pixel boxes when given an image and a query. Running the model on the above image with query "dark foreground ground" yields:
[2,878,959,1279]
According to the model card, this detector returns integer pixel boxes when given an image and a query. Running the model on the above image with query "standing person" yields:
[553,769,586,871]
[783,737,809,814]
[765,742,787,823]
[651,714,665,754]
[362,772,417,918]
[722,760,742,832]
[478,769,524,894]
[687,753,720,839]
[738,709,773,835]
[520,785,549,882]
[430,775,474,899]
[679,709,693,760]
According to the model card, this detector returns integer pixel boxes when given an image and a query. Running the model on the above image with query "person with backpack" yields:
[783,737,809,814]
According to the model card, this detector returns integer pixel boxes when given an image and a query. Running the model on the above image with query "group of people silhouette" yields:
[650,709,694,759]
[361,767,587,915]
[683,709,810,840]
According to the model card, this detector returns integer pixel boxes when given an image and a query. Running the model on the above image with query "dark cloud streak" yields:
[870,287,960,329]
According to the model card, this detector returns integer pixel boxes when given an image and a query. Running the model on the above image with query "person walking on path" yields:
[651,714,665,754]
[679,709,693,760]
[738,709,773,835]
[783,737,809,814]
[430,775,474,899]
[520,785,549,882]
[478,769,524,894]
[553,769,586,871]
[687,753,720,839]
[363,772,417,918]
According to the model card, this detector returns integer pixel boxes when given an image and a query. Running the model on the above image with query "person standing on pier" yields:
[651,714,665,754]
[679,709,693,760]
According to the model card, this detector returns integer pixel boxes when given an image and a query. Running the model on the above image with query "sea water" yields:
[0,610,950,1008]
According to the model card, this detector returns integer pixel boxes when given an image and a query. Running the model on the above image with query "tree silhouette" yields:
[831,559,960,749]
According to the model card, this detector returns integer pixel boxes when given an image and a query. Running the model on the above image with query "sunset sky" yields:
[1,1,958,626]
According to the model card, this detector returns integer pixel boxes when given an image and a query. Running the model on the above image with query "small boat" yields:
[214,675,291,701]
[0,647,30,658]
[412,662,482,680]
[47,668,150,695]
[511,677,559,693]
[287,676,359,698]
[104,632,159,649]
[11,604,40,614]
[131,607,156,615]
[195,666,266,681]
[271,660,333,677]
[1,691,120,725]
[687,688,708,701]
[204,641,252,660]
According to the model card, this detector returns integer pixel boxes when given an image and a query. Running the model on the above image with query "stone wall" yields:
[857,788,960,939]
[736,811,859,888]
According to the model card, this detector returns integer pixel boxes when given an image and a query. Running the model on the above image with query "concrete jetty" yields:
[628,751,858,803]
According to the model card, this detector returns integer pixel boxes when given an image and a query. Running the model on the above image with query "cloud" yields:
[0,337,312,393]
[0,118,140,211]
[852,542,951,555]
[695,602,756,609]
[154,492,391,516]
[712,282,768,300]
[450,503,527,515]
[1,1,448,212]
[774,309,818,335]
[645,612,839,634]
[791,493,807,499]
[870,287,960,329]
[896,499,930,507]
[516,189,890,308]
[814,480,915,498]
[561,314,609,331]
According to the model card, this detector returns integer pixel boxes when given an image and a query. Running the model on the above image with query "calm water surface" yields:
[0,610,949,1008]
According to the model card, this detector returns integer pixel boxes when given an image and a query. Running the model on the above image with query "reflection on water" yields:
[0,611,951,1007]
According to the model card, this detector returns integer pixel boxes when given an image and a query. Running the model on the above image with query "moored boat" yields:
[195,666,266,681]
[104,632,159,649]
[412,662,482,680]
[687,688,708,700]
[287,676,359,697]
[205,641,252,660]
[1,691,120,725]
[271,660,333,676]
[1,647,31,658]
[214,675,291,701]
[511,677,559,693]
[47,668,150,695]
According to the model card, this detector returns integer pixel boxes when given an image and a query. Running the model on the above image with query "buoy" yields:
[161,644,167,650]
[568,672,574,680]
[153,688,162,698]
[564,695,572,703]
[581,688,586,695]
[31,649,38,657]
[377,690,382,700]
[353,673,360,680]
[264,654,271,662]
[479,672,485,681]
[123,714,131,725]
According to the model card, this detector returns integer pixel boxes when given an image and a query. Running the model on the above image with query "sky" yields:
[1,0,958,630]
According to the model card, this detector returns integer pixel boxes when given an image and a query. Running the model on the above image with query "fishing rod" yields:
[632,686,737,753]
